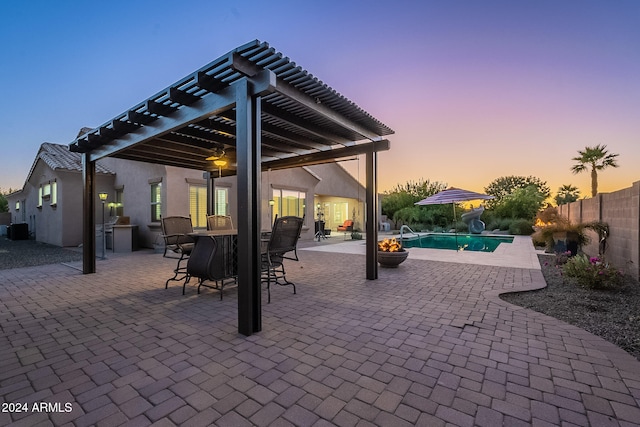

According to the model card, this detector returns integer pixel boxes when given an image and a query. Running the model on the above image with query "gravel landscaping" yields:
[501,253,640,361]
[0,237,82,269]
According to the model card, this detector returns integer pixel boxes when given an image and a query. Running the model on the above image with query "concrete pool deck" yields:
[300,235,542,270]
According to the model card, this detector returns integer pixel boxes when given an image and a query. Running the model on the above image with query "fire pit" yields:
[377,238,408,268]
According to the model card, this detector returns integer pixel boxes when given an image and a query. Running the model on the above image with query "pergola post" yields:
[235,78,262,335]
[82,154,96,274]
[206,172,214,215]
[366,151,378,279]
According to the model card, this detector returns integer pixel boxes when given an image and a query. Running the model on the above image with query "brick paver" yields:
[1,247,639,426]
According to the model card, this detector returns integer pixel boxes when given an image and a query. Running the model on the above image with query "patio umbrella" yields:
[414,187,495,249]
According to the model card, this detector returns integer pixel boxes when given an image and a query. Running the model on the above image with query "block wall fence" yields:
[557,180,640,280]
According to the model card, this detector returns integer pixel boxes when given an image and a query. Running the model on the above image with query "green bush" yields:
[493,186,546,220]
[497,218,513,231]
[454,221,468,232]
[485,219,501,231]
[393,205,452,231]
[509,219,534,235]
[563,255,624,289]
[555,251,572,266]
[0,193,8,213]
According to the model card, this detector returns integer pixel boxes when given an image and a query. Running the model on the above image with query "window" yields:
[37,181,57,207]
[150,182,162,222]
[273,189,306,218]
[333,202,349,226]
[50,181,57,206]
[42,183,51,199]
[215,187,228,216]
[189,185,207,228]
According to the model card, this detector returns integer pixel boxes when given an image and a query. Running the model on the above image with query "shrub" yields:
[492,185,547,220]
[509,219,534,235]
[532,219,608,254]
[531,232,548,249]
[563,255,624,289]
[555,251,572,266]
[536,206,561,225]
[454,221,467,232]
[498,218,513,231]
[485,220,499,231]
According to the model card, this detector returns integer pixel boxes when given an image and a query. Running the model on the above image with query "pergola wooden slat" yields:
[69,40,394,336]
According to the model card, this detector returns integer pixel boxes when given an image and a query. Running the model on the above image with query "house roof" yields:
[9,142,114,196]
[68,40,394,174]
[38,143,115,174]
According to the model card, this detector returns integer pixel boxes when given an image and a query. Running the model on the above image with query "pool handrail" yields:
[399,225,419,241]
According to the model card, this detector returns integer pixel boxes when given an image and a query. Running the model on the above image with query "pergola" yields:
[69,40,394,336]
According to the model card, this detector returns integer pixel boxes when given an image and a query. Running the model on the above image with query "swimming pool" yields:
[402,234,514,252]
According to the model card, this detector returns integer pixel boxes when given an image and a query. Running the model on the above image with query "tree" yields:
[0,187,11,213]
[381,179,447,228]
[554,184,580,205]
[570,144,619,197]
[387,179,448,202]
[484,176,550,209]
[0,193,7,213]
[493,185,546,220]
[380,191,416,225]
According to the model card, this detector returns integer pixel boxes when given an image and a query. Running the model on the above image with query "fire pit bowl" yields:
[378,238,409,268]
[378,249,409,268]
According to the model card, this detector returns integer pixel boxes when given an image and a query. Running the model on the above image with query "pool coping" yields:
[299,235,542,270]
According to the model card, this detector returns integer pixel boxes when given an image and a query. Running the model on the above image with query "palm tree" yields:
[554,184,580,205]
[570,144,619,197]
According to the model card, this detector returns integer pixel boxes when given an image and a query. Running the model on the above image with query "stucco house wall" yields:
[102,158,167,248]
[309,163,364,200]
[307,163,365,231]
[10,143,373,248]
[6,146,114,247]
[6,187,29,235]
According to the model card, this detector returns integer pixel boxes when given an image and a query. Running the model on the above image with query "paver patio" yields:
[1,246,639,426]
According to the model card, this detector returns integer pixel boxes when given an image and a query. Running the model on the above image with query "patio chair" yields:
[207,215,234,231]
[161,216,194,291]
[337,219,353,232]
[337,219,354,239]
[261,215,304,303]
[186,235,236,299]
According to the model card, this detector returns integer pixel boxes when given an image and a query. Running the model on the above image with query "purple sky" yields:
[1,0,638,199]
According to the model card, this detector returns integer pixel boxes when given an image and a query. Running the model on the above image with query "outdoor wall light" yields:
[98,192,108,260]
[269,199,275,206]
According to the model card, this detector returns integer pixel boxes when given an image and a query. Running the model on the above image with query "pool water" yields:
[402,234,514,252]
